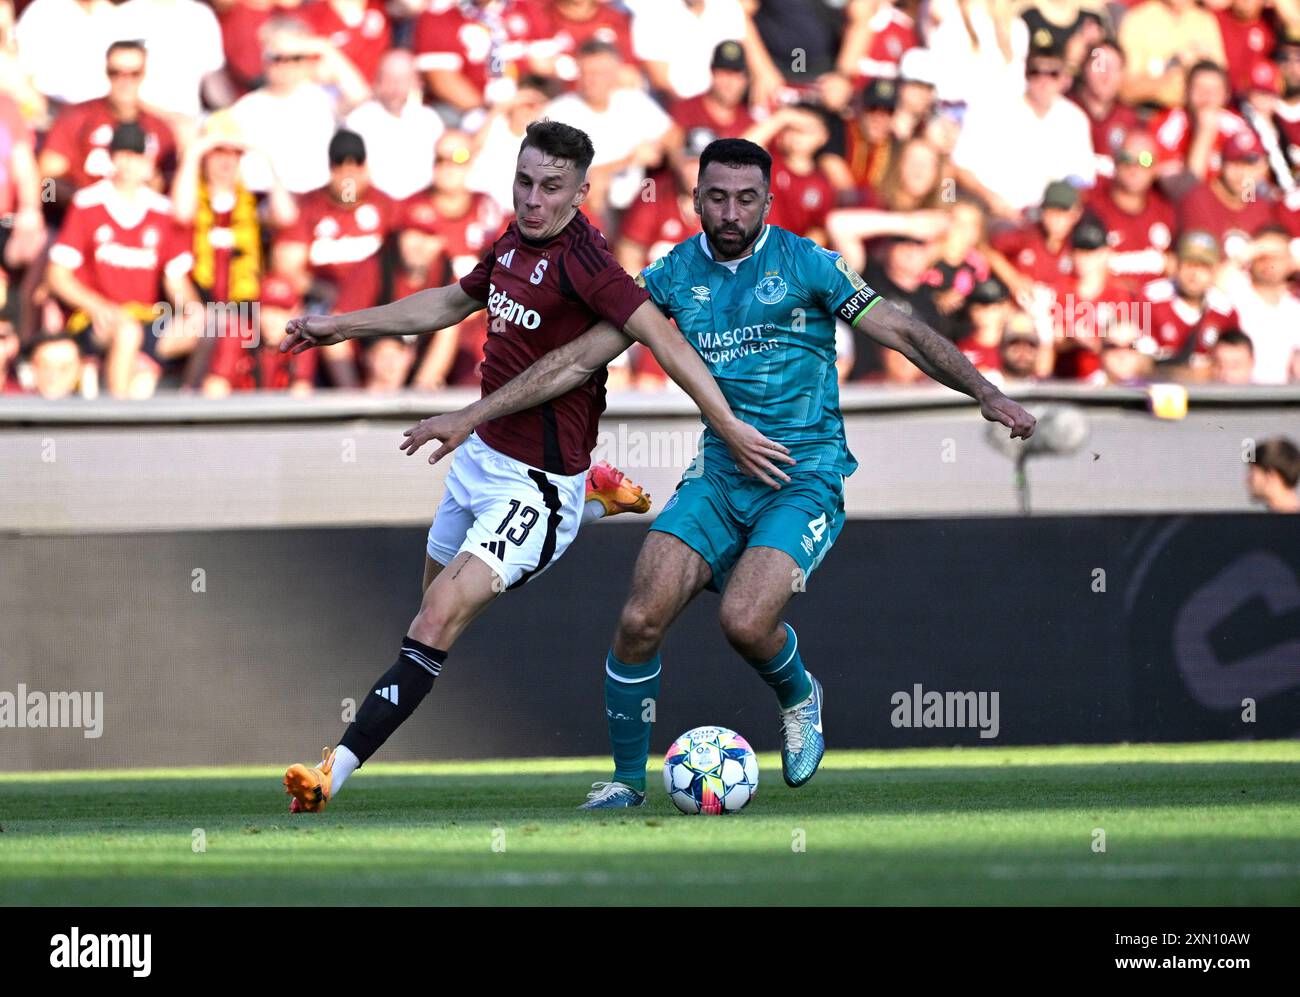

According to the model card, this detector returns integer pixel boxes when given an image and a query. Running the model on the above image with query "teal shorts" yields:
[649,462,846,593]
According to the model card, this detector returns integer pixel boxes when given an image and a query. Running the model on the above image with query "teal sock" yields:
[750,624,812,710]
[604,650,660,793]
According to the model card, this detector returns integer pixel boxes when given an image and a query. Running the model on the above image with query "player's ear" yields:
[762,189,774,221]
[573,176,590,208]
[692,186,700,216]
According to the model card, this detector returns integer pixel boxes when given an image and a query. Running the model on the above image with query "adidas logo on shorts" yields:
[375,685,399,705]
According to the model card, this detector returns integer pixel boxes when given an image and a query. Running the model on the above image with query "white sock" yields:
[581,499,606,525]
[331,744,361,796]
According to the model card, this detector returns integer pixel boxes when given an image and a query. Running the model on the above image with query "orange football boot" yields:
[585,461,651,517]
[284,747,336,813]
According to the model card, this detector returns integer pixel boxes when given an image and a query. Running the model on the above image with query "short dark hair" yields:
[519,119,595,174]
[1215,329,1254,353]
[107,39,146,61]
[1257,436,1300,488]
[1187,59,1227,86]
[576,38,620,60]
[699,138,771,185]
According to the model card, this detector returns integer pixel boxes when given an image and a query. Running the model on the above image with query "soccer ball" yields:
[662,726,759,814]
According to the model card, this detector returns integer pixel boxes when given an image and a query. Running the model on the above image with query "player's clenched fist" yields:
[281,315,347,354]
[979,390,1037,440]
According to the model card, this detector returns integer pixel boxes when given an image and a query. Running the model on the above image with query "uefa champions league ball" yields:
[662,726,759,814]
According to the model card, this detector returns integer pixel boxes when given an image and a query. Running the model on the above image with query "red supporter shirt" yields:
[1215,10,1275,95]
[851,3,917,82]
[619,178,701,266]
[1139,277,1238,361]
[218,2,273,92]
[955,336,1002,372]
[1070,93,1142,178]
[990,222,1073,289]
[766,154,833,238]
[669,94,755,149]
[458,211,649,474]
[1177,180,1279,253]
[1151,106,1251,174]
[209,334,317,391]
[537,0,636,75]
[278,186,396,313]
[413,0,541,97]
[1085,179,1176,282]
[397,191,505,279]
[43,99,177,190]
[49,181,193,304]
[1052,275,1140,379]
[299,0,391,83]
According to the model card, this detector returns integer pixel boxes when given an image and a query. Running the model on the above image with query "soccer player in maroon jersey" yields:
[277,120,791,812]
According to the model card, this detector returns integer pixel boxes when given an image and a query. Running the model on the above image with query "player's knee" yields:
[410,597,469,646]
[718,606,774,658]
[615,601,666,655]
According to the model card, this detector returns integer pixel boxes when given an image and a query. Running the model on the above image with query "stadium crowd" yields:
[1,0,1300,399]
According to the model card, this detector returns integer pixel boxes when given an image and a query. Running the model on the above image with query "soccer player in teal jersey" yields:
[404,139,1036,806]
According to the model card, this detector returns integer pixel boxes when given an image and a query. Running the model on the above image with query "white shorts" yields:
[426,432,586,589]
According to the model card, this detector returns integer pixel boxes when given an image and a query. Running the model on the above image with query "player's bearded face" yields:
[696,163,771,260]
[513,146,588,241]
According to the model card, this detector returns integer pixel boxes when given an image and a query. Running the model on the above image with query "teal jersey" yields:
[638,224,882,478]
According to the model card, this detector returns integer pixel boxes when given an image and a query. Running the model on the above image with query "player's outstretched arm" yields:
[400,322,635,464]
[621,300,795,487]
[280,284,482,354]
[860,300,1037,439]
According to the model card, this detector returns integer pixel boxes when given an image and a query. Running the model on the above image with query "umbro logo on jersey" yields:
[691,285,711,302]
[497,248,516,268]
[481,540,507,560]
[375,684,399,705]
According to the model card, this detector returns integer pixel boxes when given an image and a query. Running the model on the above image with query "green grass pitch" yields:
[3,741,1298,906]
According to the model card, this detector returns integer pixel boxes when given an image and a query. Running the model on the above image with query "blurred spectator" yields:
[1215,0,1277,97]
[923,196,991,332]
[538,0,638,86]
[1151,60,1250,182]
[998,311,1045,381]
[363,334,415,392]
[1224,223,1300,382]
[1070,39,1141,180]
[14,0,123,106]
[414,0,544,113]
[668,41,754,157]
[346,49,444,201]
[952,41,1095,219]
[217,0,293,95]
[230,16,369,194]
[0,0,47,125]
[273,129,395,385]
[1095,318,1155,385]
[925,0,1028,108]
[986,179,1082,309]
[843,77,897,191]
[1051,216,1139,380]
[299,0,391,84]
[396,128,502,389]
[116,0,230,120]
[1119,0,1227,109]
[39,41,178,200]
[0,308,20,392]
[1246,435,1300,510]
[1271,30,1300,175]
[1239,59,1294,192]
[1140,229,1238,369]
[1085,130,1176,283]
[955,277,1013,371]
[851,234,941,381]
[0,91,46,269]
[629,0,779,103]
[616,146,702,274]
[28,333,83,398]
[745,104,835,243]
[1177,129,1279,261]
[202,272,315,395]
[545,39,669,216]
[1210,327,1256,382]
[839,0,918,85]
[892,47,938,140]
[465,75,552,214]
[46,123,198,397]
[1020,0,1107,72]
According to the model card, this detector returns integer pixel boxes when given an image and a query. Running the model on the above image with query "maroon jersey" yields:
[413,0,540,98]
[670,94,755,150]
[1177,180,1279,252]
[397,191,505,280]
[537,0,636,78]
[1085,179,1176,282]
[849,3,917,83]
[1216,9,1275,95]
[1140,277,1239,361]
[299,0,391,82]
[1152,106,1251,175]
[991,223,1073,288]
[766,154,833,238]
[218,2,273,92]
[277,185,396,313]
[458,211,649,474]
[1051,276,1140,379]
[43,99,177,190]
[1071,93,1142,179]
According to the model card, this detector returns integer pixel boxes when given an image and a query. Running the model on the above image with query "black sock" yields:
[339,637,446,764]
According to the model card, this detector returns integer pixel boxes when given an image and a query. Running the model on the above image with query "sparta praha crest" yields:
[663,726,759,814]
